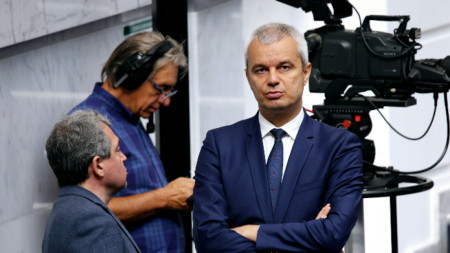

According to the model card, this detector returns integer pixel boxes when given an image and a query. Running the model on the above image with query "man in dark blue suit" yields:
[193,23,363,253]
[42,110,141,252]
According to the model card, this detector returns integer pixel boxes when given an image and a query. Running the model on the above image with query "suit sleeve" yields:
[256,132,363,253]
[193,130,256,253]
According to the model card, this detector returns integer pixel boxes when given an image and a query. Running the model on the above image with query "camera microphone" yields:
[146,114,155,133]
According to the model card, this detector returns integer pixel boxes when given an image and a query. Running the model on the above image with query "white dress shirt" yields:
[259,109,304,180]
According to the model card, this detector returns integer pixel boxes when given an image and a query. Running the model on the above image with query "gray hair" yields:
[245,23,309,69]
[101,31,188,86]
[45,110,112,187]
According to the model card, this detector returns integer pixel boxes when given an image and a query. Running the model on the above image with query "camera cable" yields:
[359,92,449,174]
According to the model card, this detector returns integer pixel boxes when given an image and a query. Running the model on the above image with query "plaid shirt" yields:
[70,83,185,253]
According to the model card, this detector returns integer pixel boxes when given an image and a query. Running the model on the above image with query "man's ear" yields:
[90,155,105,178]
[303,62,312,84]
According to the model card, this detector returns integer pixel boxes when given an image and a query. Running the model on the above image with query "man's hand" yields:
[231,225,260,242]
[315,203,331,219]
[108,177,194,224]
[161,177,195,211]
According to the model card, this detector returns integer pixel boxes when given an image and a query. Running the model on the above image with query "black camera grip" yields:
[362,15,410,32]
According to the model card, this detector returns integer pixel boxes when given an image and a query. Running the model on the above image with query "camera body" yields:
[277,0,450,102]
[306,15,418,100]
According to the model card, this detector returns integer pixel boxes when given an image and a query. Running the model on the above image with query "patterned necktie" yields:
[267,128,285,211]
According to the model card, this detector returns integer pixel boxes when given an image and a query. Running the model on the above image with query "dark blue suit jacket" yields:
[42,186,141,253]
[193,111,363,253]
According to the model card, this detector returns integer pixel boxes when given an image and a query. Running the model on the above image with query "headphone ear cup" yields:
[113,40,173,90]
[114,52,145,90]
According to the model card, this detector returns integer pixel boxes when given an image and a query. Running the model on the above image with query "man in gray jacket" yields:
[42,110,140,252]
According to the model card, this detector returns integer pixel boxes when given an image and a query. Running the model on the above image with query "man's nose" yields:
[159,96,171,107]
[268,69,279,86]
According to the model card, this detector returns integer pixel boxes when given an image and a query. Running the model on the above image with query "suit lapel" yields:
[106,208,142,252]
[245,115,275,223]
[274,113,314,223]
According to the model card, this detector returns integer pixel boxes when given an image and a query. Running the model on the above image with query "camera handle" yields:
[361,15,410,33]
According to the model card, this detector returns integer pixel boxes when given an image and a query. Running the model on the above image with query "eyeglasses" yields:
[149,78,178,100]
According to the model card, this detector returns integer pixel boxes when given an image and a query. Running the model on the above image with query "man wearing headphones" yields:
[70,32,194,253]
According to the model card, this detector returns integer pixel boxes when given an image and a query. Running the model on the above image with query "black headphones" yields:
[113,40,173,90]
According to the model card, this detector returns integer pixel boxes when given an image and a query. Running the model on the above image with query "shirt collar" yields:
[259,108,304,140]
[93,83,141,124]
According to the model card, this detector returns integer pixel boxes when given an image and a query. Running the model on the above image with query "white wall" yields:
[0,0,150,48]
[188,0,450,252]
[386,1,450,252]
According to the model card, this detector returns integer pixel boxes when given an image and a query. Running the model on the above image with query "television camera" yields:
[277,0,450,190]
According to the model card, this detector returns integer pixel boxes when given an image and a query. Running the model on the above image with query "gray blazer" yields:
[42,185,141,253]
